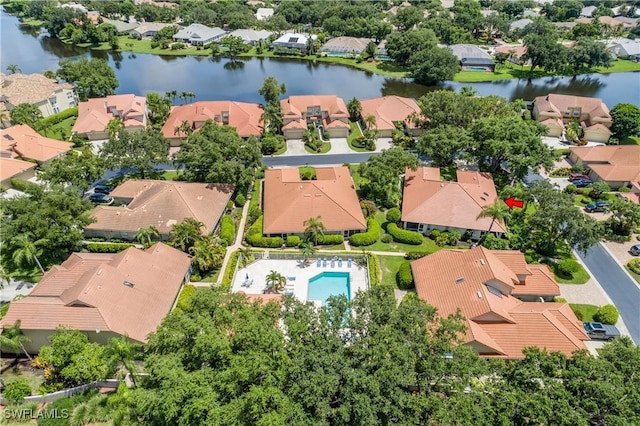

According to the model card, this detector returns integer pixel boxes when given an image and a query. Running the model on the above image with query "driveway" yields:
[282,139,308,156]
[575,243,640,344]
[602,237,640,270]
[263,153,380,167]
[1,279,36,304]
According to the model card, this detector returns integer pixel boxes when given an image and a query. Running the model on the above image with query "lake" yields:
[2,11,639,106]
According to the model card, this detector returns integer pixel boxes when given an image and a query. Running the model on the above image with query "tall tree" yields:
[346,97,362,122]
[40,150,105,195]
[386,28,438,65]
[609,103,640,139]
[408,46,460,85]
[393,6,423,32]
[522,22,566,74]
[476,201,511,234]
[56,58,118,100]
[416,125,471,167]
[190,235,226,275]
[359,147,420,207]
[303,216,326,245]
[0,321,32,360]
[146,92,172,130]
[9,103,42,127]
[258,76,287,105]
[100,129,169,179]
[11,234,46,274]
[169,217,204,252]
[605,198,640,237]
[565,38,612,74]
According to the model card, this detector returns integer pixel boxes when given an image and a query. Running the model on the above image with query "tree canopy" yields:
[40,150,105,195]
[359,147,419,208]
[100,129,169,179]
[610,103,640,140]
[56,58,118,101]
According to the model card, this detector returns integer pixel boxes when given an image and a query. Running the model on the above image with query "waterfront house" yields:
[173,24,226,46]
[401,167,506,240]
[359,96,424,137]
[263,167,366,237]
[411,246,587,359]
[280,95,350,139]
[447,44,496,71]
[0,243,191,353]
[270,33,312,53]
[130,22,176,39]
[73,94,147,140]
[227,29,273,45]
[319,37,373,57]
[84,180,235,241]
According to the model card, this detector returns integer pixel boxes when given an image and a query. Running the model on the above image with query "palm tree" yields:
[0,321,32,361]
[105,336,139,384]
[0,267,11,289]
[11,234,46,273]
[6,64,21,74]
[107,118,124,139]
[169,218,204,252]
[364,113,377,131]
[299,241,316,265]
[165,90,178,105]
[265,270,286,294]
[303,216,326,245]
[238,247,255,268]
[190,235,225,274]
[135,226,160,246]
[174,120,193,140]
[476,201,511,235]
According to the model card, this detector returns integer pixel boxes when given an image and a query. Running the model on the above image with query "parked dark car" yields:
[569,173,590,182]
[630,244,640,256]
[88,193,113,204]
[93,184,112,194]
[573,178,593,187]
[585,201,609,213]
[583,322,620,341]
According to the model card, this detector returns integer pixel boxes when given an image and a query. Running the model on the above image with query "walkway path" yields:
[215,192,252,285]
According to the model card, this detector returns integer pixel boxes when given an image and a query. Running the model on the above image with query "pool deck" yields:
[232,258,369,305]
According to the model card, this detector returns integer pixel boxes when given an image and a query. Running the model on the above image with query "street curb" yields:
[572,249,615,306]
[599,241,639,286]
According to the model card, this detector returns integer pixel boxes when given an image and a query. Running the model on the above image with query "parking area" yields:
[602,237,640,270]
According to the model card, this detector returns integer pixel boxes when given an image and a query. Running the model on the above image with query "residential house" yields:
[130,22,176,39]
[84,180,235,241]
[0,157,36,188]
[509,18,533,32]
[608,39,640,61]
[161,101,263,145]
[569,145,640,189]
[401,167,506,240]
[359,96,424,137]
[72,94,147,140]
[319,37,373,57]
[1,124,72,165]
[411,246,588,359]
[255,7,274,21]
[262,167,366,237]
[134,0,178,8]
[614,16,639,27]
[270,33,312,53]
[619,181,640,204]
[0,72,78,121]
[0,243,191,353]
[532,94,612,143]
[173,24,226,46]
[280,95,350,139]
[494,44,527,65]
[580,5,596,17]
[102,19,139,35]
[227,29,273,45]
[597,15,632,31]
[447,44,496,71]
[386,1,412,16]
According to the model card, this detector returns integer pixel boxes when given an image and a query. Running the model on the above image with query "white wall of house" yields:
[584,128,611,143]
[283,129,306,140]
[2,166,36,188]
[35,88,78,118]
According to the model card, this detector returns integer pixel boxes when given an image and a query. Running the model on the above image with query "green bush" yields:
[619,186,631,193]
[593,304,619,325]
[435,231,460,247]
[3,379,31,403]
[349,218,381,246]
[428,229,441,239]
[404,252,430,260]
[317,234,344,245]
[235,193,246,207]
[176,284,196,311]
[219,215,236,246]
[396,261,414,289]
[247,207,262,225]
[86,242,135,253]
[0,302,10,320]
[573,309,584,321]
[554,297,567,303]
[360,200,377,217]
[286,235,301,247]
[387,223,423,245]
[628,258,640,275]
[564,184,577,194]
[558,259,580,276]
[246,216,284,248]
[386,208,401,224]
[367,254,380,285]
[381,233,393,243]
[36,106,78,127]
[221,251,239,291]
[9,178,37,192]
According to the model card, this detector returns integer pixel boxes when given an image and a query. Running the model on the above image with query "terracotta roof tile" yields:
[73,94,146,135]
[0,157,36,182]
[571,146,640,182]
[1,125,72,163]
[359,96,422,131]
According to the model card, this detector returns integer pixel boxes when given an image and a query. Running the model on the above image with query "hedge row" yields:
[387,223,423,245]
[396,261,414,289]
[221,251,239,292]
[86,242,136,253]
[317,234,344,245]
[175,284,196,311]
[367,254,380,285]
[245,216,284,248]
[404,252,431,260]
[349,218,381,247]
[37,106,78,127]
[286,235,301,247]
[219,215,236,246]
[628,258,640,275]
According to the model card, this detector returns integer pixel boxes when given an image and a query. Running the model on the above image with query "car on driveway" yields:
[583,322,620,341]
[585,201,609,213]
[573,178,593,187]
[93,184,112,194]
[88,193,114,204]
[569,173,590,182]
[630,244,640,256]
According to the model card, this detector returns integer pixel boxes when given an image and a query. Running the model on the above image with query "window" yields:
[221,111,229,124]
[50,97,57,105]
[69,101,75,107]
[53,106,60,114]
[66,92,74,99]
[307,105,321,116]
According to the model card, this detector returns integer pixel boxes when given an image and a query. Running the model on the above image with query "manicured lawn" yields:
[360,212,444,254]
[379,255,406,287]
[39,117,76,141]
[161,170,183,181]
[298,166,315,178]
[20,17,45,27]
[304,142,331,154]
[201,269,221,283]
[272,141,287,155]
[569,303,599,322]
[550,261,591,284]
[347,121,370,153]
[625,265,640,285]
[620,136,640,146]
[319,243,346,251]
[596,59,640,73]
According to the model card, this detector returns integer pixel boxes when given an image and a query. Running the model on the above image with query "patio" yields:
[231,257,369,304]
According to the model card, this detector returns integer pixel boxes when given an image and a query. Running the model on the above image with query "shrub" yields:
[171,42,186,50]
[381,233,393,243]
[286,235,301,247]
[404,252,430,260]
[564,184,577,194]
[549,167,572,177]
[593,304,619,325]
[86,242,135,253]
[360,200,377,217]
[9,178,38,192]
[3,379,31,403]
[619,186,631,193]
[226,200,234,209]
[396,261,414,289]
[246,216,284,248]
[317,234,344,245]
[234,193,246,207]
[557,258,580,276]
[628,258,640,275]
[299,167,316,180]
[428,229,441,239]
[35,106,78,128]
[573,309,584,321]
[367,254,380,285]
[221,251,239,291]
[349,218,381,246]
[176,284,196,311]
[554,297,567,303]
[386,208,401,224]
[387,223,423,245]
[479,234,510,249]
[219,215,236,246]
[247,207,262,225]
[435,231,460,247]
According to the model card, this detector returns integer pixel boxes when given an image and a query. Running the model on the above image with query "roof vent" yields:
[96,267,102,276]
[483,192,489,196]
[315,194,321,197]
[477,291,482,299]
[480,196,486,201]
[480,259,485,265]
[455,277,465,283]
[304,194,311,197]
[123,280,135,288]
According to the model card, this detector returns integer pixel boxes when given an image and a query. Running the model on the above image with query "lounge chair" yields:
[317,258,321,267]
[338,257,343,267]
[347,258,352,268]
[331,259,335,268]
[288,276,296,281]
[323,258,327,267]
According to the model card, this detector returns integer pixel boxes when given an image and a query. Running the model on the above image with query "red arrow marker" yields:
[504,196,524,209]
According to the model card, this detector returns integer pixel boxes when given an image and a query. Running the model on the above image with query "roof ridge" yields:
[310,177,366,227]
[540,309,585,349]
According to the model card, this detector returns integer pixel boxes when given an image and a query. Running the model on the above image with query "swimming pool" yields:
[308,272,351,305]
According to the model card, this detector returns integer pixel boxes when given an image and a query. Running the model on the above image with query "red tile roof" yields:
[263,167,366,234]
[359,96,422,131]
[0,243,191,343]
[411,247,585,359]
[73,94,146,135]
[1,124,72,163]
[280,95,350,131]
[162,101,263,139]
[571,146,640,182]
[0,157,36,182]
[402,167,506,233]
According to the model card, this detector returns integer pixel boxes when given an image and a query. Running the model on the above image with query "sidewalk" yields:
[215,192,252,285]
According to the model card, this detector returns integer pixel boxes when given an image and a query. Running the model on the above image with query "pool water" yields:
[308,272,351,304]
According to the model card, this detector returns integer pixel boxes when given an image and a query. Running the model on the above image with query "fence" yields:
[1,380,120,405]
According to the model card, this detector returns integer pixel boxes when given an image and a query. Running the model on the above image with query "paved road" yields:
[262,153,381,167]
[576,243,640,344]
